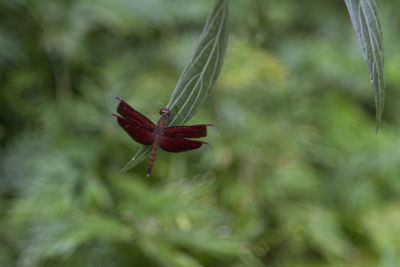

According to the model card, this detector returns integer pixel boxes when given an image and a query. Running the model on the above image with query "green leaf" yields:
[344,0,385,130]
[120,0,229,172]
[140,238,203,267]
[119,145,152,173]
[165,0,229,126]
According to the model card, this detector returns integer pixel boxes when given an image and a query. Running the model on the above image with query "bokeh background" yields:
[1,0,400,266]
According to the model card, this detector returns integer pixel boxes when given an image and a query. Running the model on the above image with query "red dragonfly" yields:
[113,97,212,177]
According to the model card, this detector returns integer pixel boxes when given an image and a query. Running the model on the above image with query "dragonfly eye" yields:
[159,108,170,116]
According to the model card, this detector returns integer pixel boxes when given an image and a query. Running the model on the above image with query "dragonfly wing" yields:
[113,114,155,145]
[163,124,212,138]
[159,136,207,153]
[116,97,155,130]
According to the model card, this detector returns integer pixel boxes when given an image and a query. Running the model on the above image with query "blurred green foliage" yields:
[1,0,400,266]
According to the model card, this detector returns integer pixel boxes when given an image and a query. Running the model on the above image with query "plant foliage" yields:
[1,0,400,267]
[344,0,385,129]
[121,0,228,172]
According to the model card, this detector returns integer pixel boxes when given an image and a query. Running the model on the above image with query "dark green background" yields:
[1,0,400,266]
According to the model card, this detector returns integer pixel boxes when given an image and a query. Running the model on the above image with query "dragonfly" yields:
[113,97,212,177]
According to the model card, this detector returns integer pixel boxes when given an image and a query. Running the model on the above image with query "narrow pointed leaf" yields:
[120,0,229,172]
[344,0,385,130]
[165,0,228,126]
[119,146,152,173]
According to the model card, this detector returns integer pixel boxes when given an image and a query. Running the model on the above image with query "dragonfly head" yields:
[159,108,170,116]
